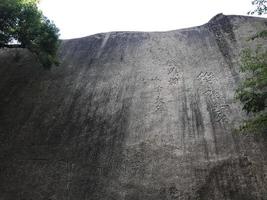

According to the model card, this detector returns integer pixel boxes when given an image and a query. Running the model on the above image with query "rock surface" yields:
[0,14,267,200]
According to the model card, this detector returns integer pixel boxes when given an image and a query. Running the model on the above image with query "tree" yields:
[236,48,267,133]
[235,0,267,134]
[248,0,267,15]
[0,0,60,68]
[248,0,267,40]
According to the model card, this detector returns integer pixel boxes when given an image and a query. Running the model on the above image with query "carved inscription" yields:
[138,74,166,112]
[197,72,216,84]
[197,71,229,123]
[167,66,176,74]
[212,103,229,122]
[155,86,163,93]
[150,76,166,112]
[151,76,161,82]
[155,95,165,112]
[167,66,182,86]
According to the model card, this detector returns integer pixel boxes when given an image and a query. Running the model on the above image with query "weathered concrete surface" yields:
[0,14,267,200]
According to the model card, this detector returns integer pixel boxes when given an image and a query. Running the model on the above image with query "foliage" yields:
[238,113,267,133]
[250,30,267,40]
[0,0,60,68]
[235,0,267,134]
[236,47,267,134]
[248,0,267,15]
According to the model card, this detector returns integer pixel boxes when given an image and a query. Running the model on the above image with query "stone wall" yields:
[0,14,266,200]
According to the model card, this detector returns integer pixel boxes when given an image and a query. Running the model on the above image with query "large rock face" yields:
[0,14,267,200]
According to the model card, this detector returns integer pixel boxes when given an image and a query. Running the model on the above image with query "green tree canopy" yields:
[235,0,267,134]
[0,0,60,68]
[236,48,267,133]
[248,0,267,15]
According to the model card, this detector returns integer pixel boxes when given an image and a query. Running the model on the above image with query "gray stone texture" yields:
[0,14,267,200]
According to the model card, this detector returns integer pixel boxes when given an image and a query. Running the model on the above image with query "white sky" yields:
[39,0,264,39]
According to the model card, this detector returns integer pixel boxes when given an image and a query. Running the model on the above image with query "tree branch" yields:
[1,44,24,48]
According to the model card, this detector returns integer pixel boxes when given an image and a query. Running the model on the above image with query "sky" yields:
[39,0,264,39]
